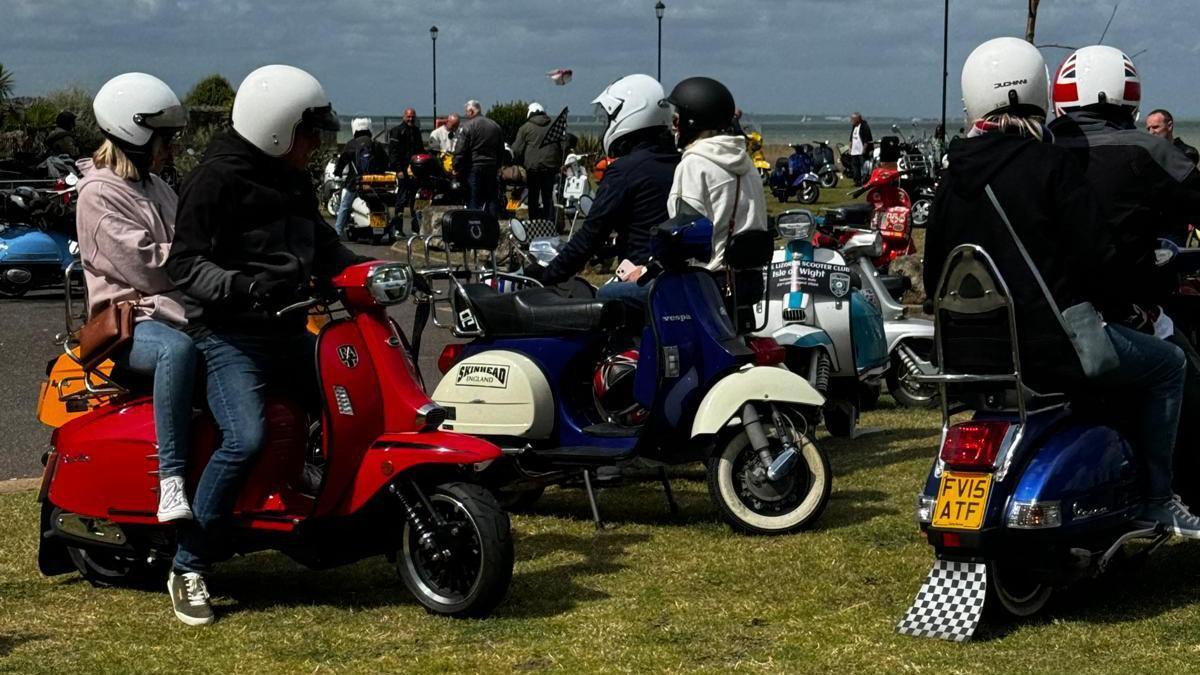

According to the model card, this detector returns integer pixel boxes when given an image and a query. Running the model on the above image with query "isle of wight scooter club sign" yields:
[767,260,853,301]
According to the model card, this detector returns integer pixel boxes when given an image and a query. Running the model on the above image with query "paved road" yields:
[0,242,456,480]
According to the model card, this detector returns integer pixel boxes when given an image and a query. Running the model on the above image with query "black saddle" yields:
[461,284,625,337]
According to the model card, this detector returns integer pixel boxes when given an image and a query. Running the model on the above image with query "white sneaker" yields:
[157,476,194,522]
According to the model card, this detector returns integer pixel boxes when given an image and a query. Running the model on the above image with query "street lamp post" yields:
[655,2,665,81]
[939,0,948,144]
[430,25,439,121]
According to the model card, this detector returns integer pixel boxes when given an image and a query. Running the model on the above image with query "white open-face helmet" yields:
[961,37,1048,123]
[1052,45,1141,118]
[93,73,187,148]
[232,64,340,157]
[351,117,371,133]
[593,74,670,156]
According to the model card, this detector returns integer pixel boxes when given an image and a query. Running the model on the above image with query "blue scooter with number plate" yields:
[897,243,1200,641]
[416,209,833,534]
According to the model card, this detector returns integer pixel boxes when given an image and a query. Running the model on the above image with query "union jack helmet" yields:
[1053,45,1141,118]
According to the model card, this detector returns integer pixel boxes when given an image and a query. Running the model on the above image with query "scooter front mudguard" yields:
[336,430,503,515]
[691,365,825,438]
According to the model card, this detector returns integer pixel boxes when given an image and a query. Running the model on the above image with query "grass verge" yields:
[5,400,1200,673]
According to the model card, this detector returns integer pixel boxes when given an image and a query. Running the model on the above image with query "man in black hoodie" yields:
[165,65,369,625]
[512,102,564,220]
[387,108,425,233]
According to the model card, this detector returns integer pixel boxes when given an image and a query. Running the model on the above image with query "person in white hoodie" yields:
[665,76,768,270]
[75,73,194,525]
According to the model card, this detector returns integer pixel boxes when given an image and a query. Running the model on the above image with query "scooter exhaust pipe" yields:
[897,342,935,378]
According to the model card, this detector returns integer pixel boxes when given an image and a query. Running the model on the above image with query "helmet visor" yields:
[302,104,341,132]
[138,104,188,131]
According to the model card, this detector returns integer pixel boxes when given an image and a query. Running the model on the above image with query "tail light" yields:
[747,337,786,366]
[438,343,465,374]
[54,179,70,205]
[940,420,1011,470]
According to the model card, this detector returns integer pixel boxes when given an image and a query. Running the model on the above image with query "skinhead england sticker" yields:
[456,363,509,388]
[896,559,987,642]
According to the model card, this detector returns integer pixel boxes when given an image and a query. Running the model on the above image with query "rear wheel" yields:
[911,198,932,228]
[66,545,162,588]
[887,342,939,409]
[707,408,831,534]
[820,170,839,189]
[396,482,513,618]
[985,559,1053,618]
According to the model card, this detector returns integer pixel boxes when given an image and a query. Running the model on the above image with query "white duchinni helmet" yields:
[231,64,340,157]
[960,37,1049,123]
[93,72,187,148]
[593,74,670,156]
[1052,45,1141,119]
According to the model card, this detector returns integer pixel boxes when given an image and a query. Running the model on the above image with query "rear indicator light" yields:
[747,337,786,366]
[940,420,1010,470]
[438,343,465,374]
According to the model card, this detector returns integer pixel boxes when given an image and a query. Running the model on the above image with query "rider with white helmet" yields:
[76,72,196,536]
[165,64,368,627]
[539,74,679,288]
[926,37,1198,541]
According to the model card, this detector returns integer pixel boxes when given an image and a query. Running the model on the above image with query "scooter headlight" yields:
[366,263,413,305]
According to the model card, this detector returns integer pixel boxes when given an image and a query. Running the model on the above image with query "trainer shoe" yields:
[1137,496,1200,538]
[168,569,215,626]
[157,476,193,522]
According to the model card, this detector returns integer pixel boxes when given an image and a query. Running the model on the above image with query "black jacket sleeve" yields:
[311,209,372,279]
[511,123,528,166]
[387,127,405,171]
[542,170,628,285]
[167,168,253,305]
[334,144,353,178]
[922,183,949,300]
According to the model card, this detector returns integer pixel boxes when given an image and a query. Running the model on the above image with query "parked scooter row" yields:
[0,175,80,298]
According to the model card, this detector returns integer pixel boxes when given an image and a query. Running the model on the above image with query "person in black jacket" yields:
[1146,109,1199,165]
[512,102,565,220]
[387,107,424,233]
[43,110,80,158]
[164,65,370,625]
[332,117,389,239]
[541,75,678,290]
[925,38,1198,537]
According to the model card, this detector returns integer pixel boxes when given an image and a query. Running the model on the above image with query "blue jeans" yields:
[468,165,499,216]
[173,331,317,573]
[597,280,650,314]
[119,320,197,479]
[1095,323,1186,501]
[333,187,355,238]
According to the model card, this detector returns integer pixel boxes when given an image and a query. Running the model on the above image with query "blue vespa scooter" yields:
[897,243,1199,641]
[0,183,79,298]
[417,209,832,534]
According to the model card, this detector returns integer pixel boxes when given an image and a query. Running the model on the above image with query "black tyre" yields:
[822,400,857,438]
[820,170,839,189]
[798,183,820,204]
[985,559,1053,619]
[0,280,29,298]
[859,382,881,411]
[706,406,831,535]
[396,482,513,618]
[495,485,545,512]
[66,545,160,588]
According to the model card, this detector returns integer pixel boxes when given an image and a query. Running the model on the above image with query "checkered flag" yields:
[896,559,988,642]
[539,107,569,148]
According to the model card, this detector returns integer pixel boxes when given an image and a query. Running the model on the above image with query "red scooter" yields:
[36,261,514,618]
[821,165,917,273]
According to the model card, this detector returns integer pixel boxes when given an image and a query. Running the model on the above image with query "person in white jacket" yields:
[665,76,768,270]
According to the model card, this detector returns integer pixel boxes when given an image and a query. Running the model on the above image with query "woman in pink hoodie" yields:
[75,73,193,523]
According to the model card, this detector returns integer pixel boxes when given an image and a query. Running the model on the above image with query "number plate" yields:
[369,213,386,233]
[932,471,992,531]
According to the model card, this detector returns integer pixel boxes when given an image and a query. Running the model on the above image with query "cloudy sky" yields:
[5,0,1198,119]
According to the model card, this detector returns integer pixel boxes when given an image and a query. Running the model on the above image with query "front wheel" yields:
[798,182,820,204]
[707,408,831,535]
[396,481,513,618]
[820,170,839,189]
[985,559,1053,619]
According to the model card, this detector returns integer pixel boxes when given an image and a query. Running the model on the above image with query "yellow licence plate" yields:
[932,471,992,530]
[369,214,386,232]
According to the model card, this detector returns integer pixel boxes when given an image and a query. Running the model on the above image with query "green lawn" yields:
[5,401,1200,673]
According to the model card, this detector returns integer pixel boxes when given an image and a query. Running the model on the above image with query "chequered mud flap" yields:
[896,559,987,642]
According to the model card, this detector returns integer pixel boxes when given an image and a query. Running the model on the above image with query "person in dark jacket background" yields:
[44,110,80,158]
[387,107,424,233]
[1146,109,1200,165]
[332,117,388,239]
[1049,46,1200,507]
[512,102,564,220]
[925,37,1198,537]
[165,65,370,625]
[454,100,505,215]
[541,75,678,289]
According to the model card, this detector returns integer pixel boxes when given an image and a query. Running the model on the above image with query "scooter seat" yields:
[462,284,625,337]
[879,274,911,301]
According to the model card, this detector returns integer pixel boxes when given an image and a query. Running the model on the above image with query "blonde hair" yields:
[92,139,141,181]
[980,112,1045,141]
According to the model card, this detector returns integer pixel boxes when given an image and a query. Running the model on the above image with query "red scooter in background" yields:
[36,261,514,618]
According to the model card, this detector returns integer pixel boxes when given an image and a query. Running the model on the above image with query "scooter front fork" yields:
[389,480,453,561]
[741,402,800,482]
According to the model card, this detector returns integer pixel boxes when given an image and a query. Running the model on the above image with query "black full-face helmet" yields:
[665,76,737,149]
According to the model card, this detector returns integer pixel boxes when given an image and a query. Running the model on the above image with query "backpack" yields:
[354,142,375,176]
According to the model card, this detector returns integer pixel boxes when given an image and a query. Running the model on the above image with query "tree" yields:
[0,63,13,103]
[184,74,235,110]
[487,100,531,144]
[1026,0,1041,43]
